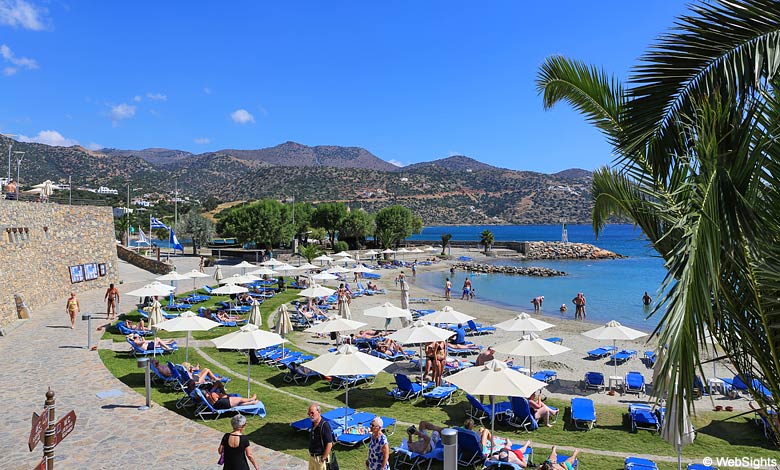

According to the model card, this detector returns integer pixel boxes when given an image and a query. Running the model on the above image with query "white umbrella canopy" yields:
[494,312,555,333]
[424,246,439,252]
[364,302,412,321]
[311,272,339,281]
[274,263,299,275]
[582,320,649,377]
[325,266,350,275]
[212,324,286,396]
[156,311,221,363]
[425,306,476,325]
[302,344,393,423]
[233,260,256,269]
[381,249,396,254]
[410,248,424,254]
[338,297,352,320]
[661,389,696,470]
[211,284,250,295]
[219,273,258,285]
[396,248,410,254]
[260,258,286,267]
[362,250,379,257]
[248,267,279,276]
[273,304,293,337]
[156,271,192,282]
[446,359,548,455]
[296,263,319,271]
[148,300,165,330]
[334,251,352,257]
[350,265,375,274]
[125,284,174,298]
[313,255,334,263]
[148,281,176,291]
[493,333,572,373]
[299,284,336,298]
[305,316,367,334]
[183,269,211,278]
[247,299,263,328]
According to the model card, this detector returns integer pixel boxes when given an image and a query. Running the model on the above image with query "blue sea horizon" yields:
[409,224,667,331]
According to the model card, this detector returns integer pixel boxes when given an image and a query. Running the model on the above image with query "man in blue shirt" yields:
[453,324,467,345]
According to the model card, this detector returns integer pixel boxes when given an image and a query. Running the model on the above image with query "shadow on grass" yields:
[248,422,308,453]
[698,415,773,449]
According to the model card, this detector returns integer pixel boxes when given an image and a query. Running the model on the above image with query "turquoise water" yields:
[410,224,667,331]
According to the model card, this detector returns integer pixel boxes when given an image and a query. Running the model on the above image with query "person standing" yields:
[461,278,472,300]
[337,283,351,320]
[104,283,120,320]
[572,293,585,320]
[65,292,80,329]
[445,278,452,301]
[218,414,258,470]
[642,291,652,306]
[531,297,541,312]
[366,416,390,470]
[199,255,205,273]
[308,403,333,470]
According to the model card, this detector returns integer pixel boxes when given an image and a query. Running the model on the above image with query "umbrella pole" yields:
[419,345,424,379]
[614,339,618,380]
[677,445,682,470]
[345,380,349,427]
[490,397,495,457]
[247,350,252,397]
[185,331,190,364]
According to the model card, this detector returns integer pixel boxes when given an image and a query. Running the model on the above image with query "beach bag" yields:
[326,451,339,470]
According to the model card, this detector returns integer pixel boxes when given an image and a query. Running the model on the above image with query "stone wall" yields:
[0,200,119,329]
[117,245,173,275]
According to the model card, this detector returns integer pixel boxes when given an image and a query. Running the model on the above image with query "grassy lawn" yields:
[100,285,777,469]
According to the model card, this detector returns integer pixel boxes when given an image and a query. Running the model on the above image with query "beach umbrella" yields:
[296,263,319,271]
[148,281,176,292]
[313,255,333,265]
[273,304,293,337]
[247,298,263,328]
[396,248,410,257]
[274,263,299,276]
[387,319,456,377]
[381,248,396,254]
[232,260,256,275]
[125,283,174,298]
[425,306,476,325]
[182,269,211,291]
[156,311,220,363]
[446,359,548,455]
[494,312,555,333]
[260,258,285,267]
[214,266,224,283]
[410,248,424,254]
[350,265,375,274]
[424,246,439,252]
[325,266,350,275]
[311,272,339,282]
[364,302,412,329]
[334,251,352,257]
[212,324,285,396]
[156,271,191,291]
[210,283,249,295]
[661,380,696,470]
[219,273,258,285]
[362,250,379,258]
[300,284,336,298]
[305,316,367,335]
[493,333,571,374]
[248,267,279,277]
[301,344,392,424]
[148,300,165,330]
[582,320,648,377]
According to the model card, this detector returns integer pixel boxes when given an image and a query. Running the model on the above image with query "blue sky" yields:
[0,0,689,173]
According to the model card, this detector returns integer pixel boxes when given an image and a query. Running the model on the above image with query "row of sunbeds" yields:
[290,406,397,448]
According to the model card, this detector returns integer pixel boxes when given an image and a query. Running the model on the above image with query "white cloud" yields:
[133,95,142,102]
[19,130,78,147]
[203,87,211,95]
[0,44,38,76]
[388,159,404,167]
[0,0,48,30]
[448,151,462,157]
[109,103,136,125]
[86,142,102,151]
[194,137,210,144]
[146,92,167,101]
[230,109,255,124]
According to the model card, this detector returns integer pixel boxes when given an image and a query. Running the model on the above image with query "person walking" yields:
[65,292,80,329]
[308,403,333,470]
[104,283,120,320]
[218,414,258,470]
[199,255,205,273]
[365,416,390,470]
[445,278,452,301]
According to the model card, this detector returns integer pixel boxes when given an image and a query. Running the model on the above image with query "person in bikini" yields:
[538,446,580,470]
[206,381,259,410]
[65,292,80,329]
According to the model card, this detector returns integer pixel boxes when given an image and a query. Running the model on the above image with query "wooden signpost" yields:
[29,389,76,470]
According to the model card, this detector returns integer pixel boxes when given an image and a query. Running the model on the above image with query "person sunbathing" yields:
[122,319,150,332]
[375,338,405,355]
[150,359,173,377]
[529,392,558,427]
[215,310,241,322]
[205,382,260,410]
[129,334,175,351]
[462,419,529,466]
[538,446,580,470]
[181,362,222,384]
[447,342,479,350]
[356,329,382,339]
[366,281,379,291]
[405,421,445,454]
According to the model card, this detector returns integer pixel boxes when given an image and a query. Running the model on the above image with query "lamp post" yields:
[14,150,24,201]
[2,134,16,182]
[126,181,131,247]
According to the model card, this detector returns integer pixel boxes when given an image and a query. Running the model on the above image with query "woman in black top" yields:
[219,414,258,470]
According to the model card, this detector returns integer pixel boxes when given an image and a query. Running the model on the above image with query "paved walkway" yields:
[0,256,306,470]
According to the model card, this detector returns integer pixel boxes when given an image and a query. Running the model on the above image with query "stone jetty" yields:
[522,241,624,260]
[456,262,567,276]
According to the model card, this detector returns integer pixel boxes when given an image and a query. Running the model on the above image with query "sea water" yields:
[409,224,667,330]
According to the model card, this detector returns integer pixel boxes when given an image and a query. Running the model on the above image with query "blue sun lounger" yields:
[389,374,428,402]
[484,444,534,470]
[532,370,558,384]
[422,385,460,406]
[507,396,538,432]
[116,321,153,336]
[587,345,616,359]
[687,465,718,470]
[544,337,563,345]
[624,371,646,396]
[392,439,444,470]
[465,394,512,425]
[625,456,658,470]
[643,351,657,368]
[126,337,178,356]
[583,371,606,392]
[571,397,596,430]
[610,349,638,364]
[192,388,266,420]
[628,403,659,433]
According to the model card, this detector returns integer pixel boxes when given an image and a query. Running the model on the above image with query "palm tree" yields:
[537,0,780,442]
[480,230,494,254]
[298,244,324,263]
[440,233,452,256]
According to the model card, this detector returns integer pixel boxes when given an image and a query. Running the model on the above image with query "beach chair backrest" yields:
[466,394,488,414]
[194,387,218,412]
[395,374,414,392]
[510,396,538,429]
[456,428,483,463]
[586,371,604,385]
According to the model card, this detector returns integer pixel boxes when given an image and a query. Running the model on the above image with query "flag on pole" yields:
[150,217,169,230]
[170,229,184,252]
[137,227,150,245]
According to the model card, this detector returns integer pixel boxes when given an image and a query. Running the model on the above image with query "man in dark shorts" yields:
[308,403,333,470]
[105,283,120,319]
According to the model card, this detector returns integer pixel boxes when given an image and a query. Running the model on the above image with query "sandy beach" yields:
[283,248,746,412]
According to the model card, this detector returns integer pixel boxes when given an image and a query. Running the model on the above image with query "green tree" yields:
[217,199,293,249]
[115,216,129,246]
[175,211,215,255]
[440,233,452,256]
[291,202,315,246]
[309,227,327,245]
[337,209,374,250]
[298,243,324,262]
[311,202,348,248]
[480,229,494,254]
[536,0,780,440]
[374,205,421,249]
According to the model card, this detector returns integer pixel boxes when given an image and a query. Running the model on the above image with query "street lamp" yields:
[2,134,16,182]
[13,151,24,201]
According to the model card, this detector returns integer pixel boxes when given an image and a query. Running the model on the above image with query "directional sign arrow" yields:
[52,410,76,448]
[28,410,48,452]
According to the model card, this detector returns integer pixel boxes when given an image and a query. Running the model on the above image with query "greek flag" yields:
[137,227,150,245]
[169,229,184,251]
[150,217,169,230]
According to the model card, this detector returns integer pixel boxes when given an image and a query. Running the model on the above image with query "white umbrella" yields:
[214,266,224,283]
[311,272,339,281]
[424,246,439,252]
[400,279,410,314]
[661,382,696,470]
[338,294,352,320]
[410,248,424,254]
[425,306,476,325]
[125,284,174,298]
[301,344,392,424]
[313,255,333,265]
[493,333,571,373]
[148,300,165,331]
[247,298,263,328]
[300,284,336,298]
[305,316,367,335]
[325,266,350,275]
[350,265,375,274]
[446,360,548,455]
[362,250,379,257]
[248,267,279,277]
[387,319,456,377]
[273,304,293,337]
[210,284,249,295]
[219,273,259,285]
[296,263,319,271]
[232,260,256,275]
[156,311,221,363]
[396,248,410,255]
[364,302,412,323]
[274,263,299,275]
[494,312,555,333]
[212,324,286,396]
[334,251,352,257]
[582,320,648,377]
[24,187,44,194]
[182,269,211,291]
[381,249,396,254]
[260,258,286,267]
[156,271,191,290]
[148,281,176,292]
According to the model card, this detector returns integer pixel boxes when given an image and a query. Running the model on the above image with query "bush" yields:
[333,241,349,253]
[204,256,216,267]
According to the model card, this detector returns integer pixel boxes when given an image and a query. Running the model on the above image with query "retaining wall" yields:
[0,200,118,330]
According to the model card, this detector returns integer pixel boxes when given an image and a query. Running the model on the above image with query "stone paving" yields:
[0,256,306,470]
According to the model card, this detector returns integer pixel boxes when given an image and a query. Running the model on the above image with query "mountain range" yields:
[0,137,594,224]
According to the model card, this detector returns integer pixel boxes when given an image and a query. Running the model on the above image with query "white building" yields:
[97,186,119,195]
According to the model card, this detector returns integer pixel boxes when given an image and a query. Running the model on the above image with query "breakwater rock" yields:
[521,241,624,260]
[456,262,566,277]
